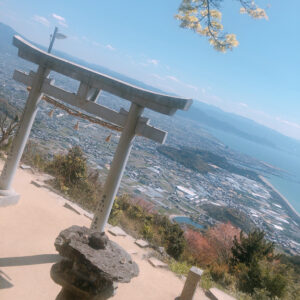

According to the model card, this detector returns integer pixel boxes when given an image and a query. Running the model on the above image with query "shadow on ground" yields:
[0,254,61,267]
[0,269,13,289]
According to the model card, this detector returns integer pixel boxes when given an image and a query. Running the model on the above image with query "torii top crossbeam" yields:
[14,36,191,115]
[0,35,192,232]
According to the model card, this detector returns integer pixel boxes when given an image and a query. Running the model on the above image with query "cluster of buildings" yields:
[1,50,299,254]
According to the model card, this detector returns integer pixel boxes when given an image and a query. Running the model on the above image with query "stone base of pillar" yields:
[0,189,20,207]
[51,261,118,300]
[51,226,139,300]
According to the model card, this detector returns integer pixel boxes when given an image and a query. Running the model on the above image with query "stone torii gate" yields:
[0,35,192,233]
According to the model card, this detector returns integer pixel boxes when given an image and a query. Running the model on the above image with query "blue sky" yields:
[0,0,299,140]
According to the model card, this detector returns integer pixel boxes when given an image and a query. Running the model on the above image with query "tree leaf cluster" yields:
[176,0,268,52]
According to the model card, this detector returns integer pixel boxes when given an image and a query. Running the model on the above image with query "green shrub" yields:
[141,222,154,241]
[164,223,186,260]
[264,272,287,299]
[46,146,87,188]
[22,141,48,171]
[44,146,102,210]
[252,288,272,300]
[200,271,213,291]
[230,229,274,268]
[109,197,122,225]
[236,261,263,294]
[169,260,191,276]
[209,263,227,283]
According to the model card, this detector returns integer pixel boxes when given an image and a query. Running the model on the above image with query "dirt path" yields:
[0,163,208,299]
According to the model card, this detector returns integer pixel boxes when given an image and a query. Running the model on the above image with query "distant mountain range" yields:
[180,100,300,156]
[1,22,299,156]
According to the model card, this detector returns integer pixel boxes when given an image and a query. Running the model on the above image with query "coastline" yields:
[259,175,300,225]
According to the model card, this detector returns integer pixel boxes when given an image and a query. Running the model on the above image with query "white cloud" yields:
[147,59,159,66]
[276,118,300,129]
[151,74,164,80]
[151,73,198,92]
[52,13,67,27]
[92,41,101,47]
[52,13,65,22]
[106,44,115,51]
[185,84,198,92]
[59,21,68,27]
[69,35,79,42]
[166,75,179,82]
[32,15,50,27]
[238,102,248,108]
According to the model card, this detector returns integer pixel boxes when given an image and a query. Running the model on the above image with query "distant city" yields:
[0,23,299,255]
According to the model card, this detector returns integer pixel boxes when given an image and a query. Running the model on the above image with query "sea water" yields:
[207,129,300,213]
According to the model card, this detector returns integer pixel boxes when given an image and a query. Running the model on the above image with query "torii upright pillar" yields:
[91,103,143,231]
[0,66,49,206]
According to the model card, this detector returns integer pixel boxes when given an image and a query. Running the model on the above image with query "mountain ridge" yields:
[1,22,299,156]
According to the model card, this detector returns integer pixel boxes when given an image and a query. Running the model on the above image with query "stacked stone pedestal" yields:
[51,226,139,300]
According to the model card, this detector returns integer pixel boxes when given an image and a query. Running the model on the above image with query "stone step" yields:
[108,226,127,237]
[148,257,168,268]
[135,239,149,248]
[206,287,236,300]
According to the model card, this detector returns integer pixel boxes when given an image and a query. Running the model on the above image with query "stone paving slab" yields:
[63,202,81,215]
[30,180,45,188]
[148,257,168,268]
[207,287,236,300]
[83,212,94,220]
[108,226,127,237]
[135,239,149,248]
[20,164,31,170]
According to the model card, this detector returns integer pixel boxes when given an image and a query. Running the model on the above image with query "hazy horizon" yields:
[0,0,299,141]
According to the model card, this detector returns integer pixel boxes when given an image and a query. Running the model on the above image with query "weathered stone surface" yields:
[88,232,108,250]
[148,257,168,268]
[158,247,165,254]
[51,260,117,300]
[20,164,31,170]
[30,180,44,188]
[53,225,138,297]
[206,287,236,300]
[179,266,203,300]
[84,212,94,220]
[108,226,127,237]
[135,239,149,248]
[63,203,81,215]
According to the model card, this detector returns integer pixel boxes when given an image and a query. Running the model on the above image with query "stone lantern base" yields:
[51,226,139,300]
